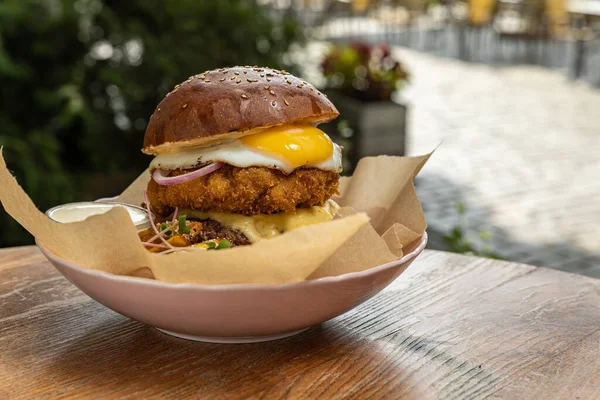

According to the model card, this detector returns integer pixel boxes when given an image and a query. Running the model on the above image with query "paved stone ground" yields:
[306,17,600,275]
[396,49,600,276]
[297,39,600,276]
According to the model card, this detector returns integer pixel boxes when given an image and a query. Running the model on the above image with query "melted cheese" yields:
[182,200,340,243]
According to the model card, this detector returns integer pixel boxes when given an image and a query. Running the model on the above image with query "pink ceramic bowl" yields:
[37,232,427,343]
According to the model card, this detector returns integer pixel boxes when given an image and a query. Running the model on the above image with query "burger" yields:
[139,66,343,252]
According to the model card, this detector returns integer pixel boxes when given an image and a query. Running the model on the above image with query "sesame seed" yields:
[223,70,228,74]
[244,65,250,68]
[173,88,178,93]
[236,78,241,83]
[260,74,265,77]
[269,90,275,95]
[266,73,273,77]
[230,76,236,80]
[264,85,270,90]
[266,78,271,82]
[271,100,277,106]
[317,92,321,95]
[234,72,239,75]
[174,84,180,89]
[297,84,303,88]
[188,76,194,80]
[220,78,225,81]
[158,107,161,112]
[243,71,247,74]
[241,94,248,99]
[199,75,205,79]
[182,103,188,109]
[247,78,253,83]
[286,80,292,85]
[284,99,289,106]
[204,80,210,83]
[309,87,314,91]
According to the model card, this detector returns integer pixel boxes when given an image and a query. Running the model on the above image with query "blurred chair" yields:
[566,2,600,79]
[450,0,497,60]
[419,0,454,50]
[545,0,568,36]
[541,0,579,72]
[469,0,497,24]
[492,0,551,62]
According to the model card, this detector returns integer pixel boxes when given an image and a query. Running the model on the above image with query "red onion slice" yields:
[152,162,224,186]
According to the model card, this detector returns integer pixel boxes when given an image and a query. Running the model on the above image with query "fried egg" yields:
[150,124,342,174]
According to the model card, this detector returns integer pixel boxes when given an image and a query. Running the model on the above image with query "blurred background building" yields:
[1,0,599,275]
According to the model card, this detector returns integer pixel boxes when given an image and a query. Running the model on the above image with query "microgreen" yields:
[178,214,191,234]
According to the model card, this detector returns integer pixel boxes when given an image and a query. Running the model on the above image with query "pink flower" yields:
[375,43,390,57]
[350,42,371,60]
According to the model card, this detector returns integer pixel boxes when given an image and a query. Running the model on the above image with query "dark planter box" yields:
[322,90,407,173]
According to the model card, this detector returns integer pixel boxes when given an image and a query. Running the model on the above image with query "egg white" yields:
[149,138,343,174]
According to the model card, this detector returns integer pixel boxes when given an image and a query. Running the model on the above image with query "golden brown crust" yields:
[147,165,340,215]
[143,66,339,155]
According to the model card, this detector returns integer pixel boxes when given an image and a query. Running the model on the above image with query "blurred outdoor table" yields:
[568,0,600,16]
[3,246,600,398]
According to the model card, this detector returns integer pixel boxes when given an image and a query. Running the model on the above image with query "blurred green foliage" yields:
[0,0,303,247]
[443,203,504,259]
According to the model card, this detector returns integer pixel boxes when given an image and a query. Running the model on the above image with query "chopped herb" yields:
[205,239,232,250]
[159,222,173,235]
[178,215,191,234]
[216,239,232,250]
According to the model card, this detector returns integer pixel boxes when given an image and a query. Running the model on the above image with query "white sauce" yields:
[46,202,150,230]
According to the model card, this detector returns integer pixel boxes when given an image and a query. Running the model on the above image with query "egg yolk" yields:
[240,124,333,170]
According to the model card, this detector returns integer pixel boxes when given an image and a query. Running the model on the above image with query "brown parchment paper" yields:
[0,148,431,284]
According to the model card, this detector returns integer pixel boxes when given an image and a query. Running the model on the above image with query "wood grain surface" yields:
[2,246,600,399]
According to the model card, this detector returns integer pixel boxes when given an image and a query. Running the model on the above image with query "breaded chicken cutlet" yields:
[148,165,339,216]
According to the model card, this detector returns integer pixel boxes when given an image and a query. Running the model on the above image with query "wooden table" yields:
[2,246,600,399]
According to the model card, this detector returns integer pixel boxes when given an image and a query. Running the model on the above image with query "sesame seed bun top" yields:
[142,66,339,155]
